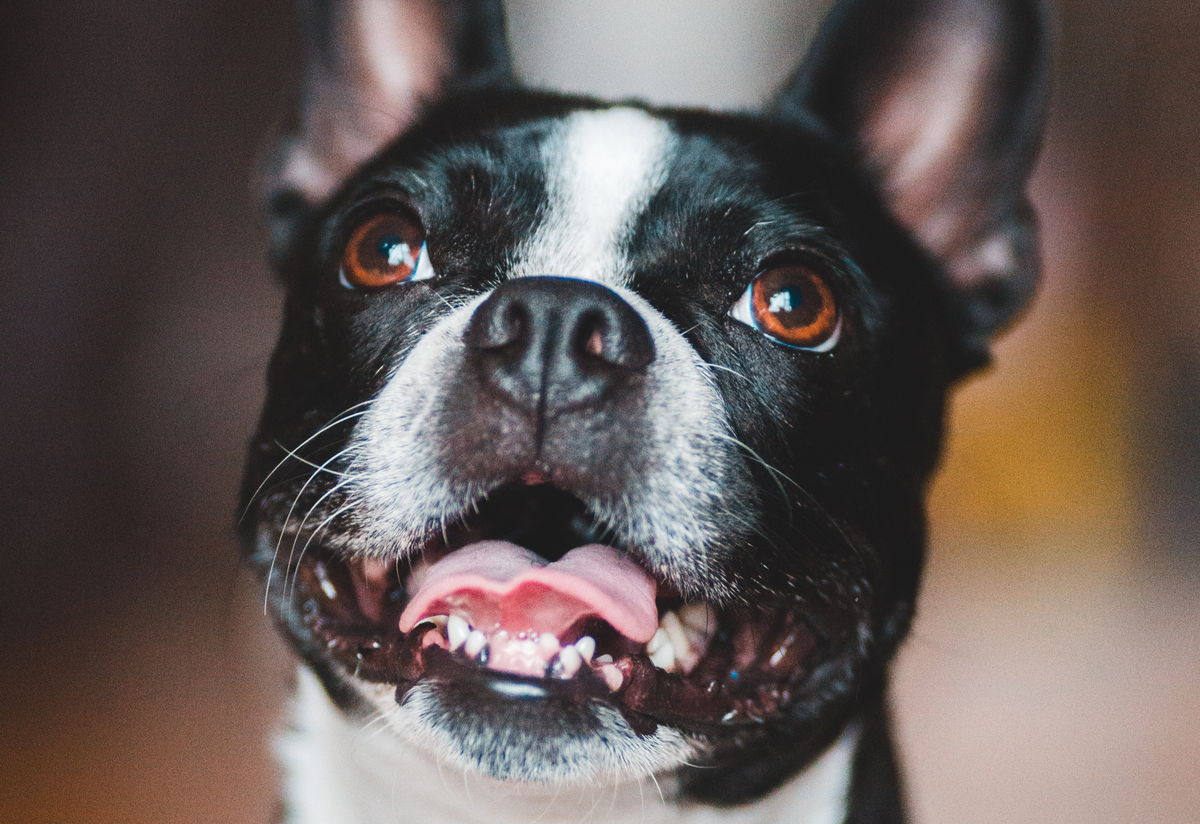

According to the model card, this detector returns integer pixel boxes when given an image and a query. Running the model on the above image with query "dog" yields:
[239,0,1050,821]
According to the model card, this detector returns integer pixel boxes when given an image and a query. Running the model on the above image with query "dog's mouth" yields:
[289,483,820,736]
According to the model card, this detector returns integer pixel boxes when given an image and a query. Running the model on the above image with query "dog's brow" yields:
[509,108,676,287]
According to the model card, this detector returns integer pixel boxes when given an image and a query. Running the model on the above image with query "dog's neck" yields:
[282,668,858,824]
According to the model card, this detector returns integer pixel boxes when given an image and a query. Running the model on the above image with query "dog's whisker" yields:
[283,472,355,599]
[709,431,863,566]
[287,492,355,597]
[709,430,791,506]
[272,445,358,601]
[648,771,667,810]
[261,454,349,614]
[636,774,647,824]
[243,0,1051,812]
[239,402,371,524]
[701,362,752,383]
[275,449,353,477]
[356,712,393,744]
[527,779,564,824]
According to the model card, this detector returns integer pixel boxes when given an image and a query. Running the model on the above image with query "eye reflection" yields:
[729,264,840,351]
[340,212,435,289]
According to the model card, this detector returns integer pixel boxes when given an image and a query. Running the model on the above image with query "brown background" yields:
[1,1,1197,822]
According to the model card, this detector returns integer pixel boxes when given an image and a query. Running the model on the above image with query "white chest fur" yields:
[280,668,856,824]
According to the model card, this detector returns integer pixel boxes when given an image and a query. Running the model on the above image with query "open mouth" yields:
[289,483,820,736]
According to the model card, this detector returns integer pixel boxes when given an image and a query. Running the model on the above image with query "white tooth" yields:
[599,663,624,692]
[646,628,669,655]
[661,612,691,660]
[537,633,561,656]
[447,615,470,651]
[595,654,614,664]
[519,639,538,657]
[556,645,582,679]
[464,630,488,659]
[649,637,677,672]
[574,636,596,663]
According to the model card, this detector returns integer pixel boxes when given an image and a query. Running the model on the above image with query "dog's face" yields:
[242,0,1048,805]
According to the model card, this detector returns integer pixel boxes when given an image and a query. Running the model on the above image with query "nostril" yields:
[572,306,654,371]
[464,277,655,417]
[495,304,528,349]
[474,299,530,351]
[575,311,608,361]
[585,328,604,358]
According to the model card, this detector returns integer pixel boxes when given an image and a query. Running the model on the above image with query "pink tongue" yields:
[398,541,658,643]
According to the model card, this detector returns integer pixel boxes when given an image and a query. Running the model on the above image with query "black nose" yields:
[464,276,655,419]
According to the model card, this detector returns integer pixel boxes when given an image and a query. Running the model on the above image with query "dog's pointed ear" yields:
[266,0,512,250]
[772,0,1051,351]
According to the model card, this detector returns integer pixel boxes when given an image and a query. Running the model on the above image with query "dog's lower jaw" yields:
[281,667,861,824]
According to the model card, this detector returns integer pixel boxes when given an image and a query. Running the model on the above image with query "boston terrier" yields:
[240,0,1050,821]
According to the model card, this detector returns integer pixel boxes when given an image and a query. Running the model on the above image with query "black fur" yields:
[242,0,1050,819]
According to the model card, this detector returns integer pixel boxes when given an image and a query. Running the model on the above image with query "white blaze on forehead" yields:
[511,108,676,286]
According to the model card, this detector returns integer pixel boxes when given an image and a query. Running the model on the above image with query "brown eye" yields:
[730,264,841,351]
[339,212,432,289]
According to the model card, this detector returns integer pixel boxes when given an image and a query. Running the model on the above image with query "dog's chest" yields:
[282,669,857,824]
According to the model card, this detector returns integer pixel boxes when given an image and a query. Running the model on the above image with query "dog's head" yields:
[241,0,1049,803]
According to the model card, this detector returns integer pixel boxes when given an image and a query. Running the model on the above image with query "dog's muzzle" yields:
[260,276,824,744]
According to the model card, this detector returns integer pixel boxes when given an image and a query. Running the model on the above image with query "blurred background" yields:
[1,1,1197,821]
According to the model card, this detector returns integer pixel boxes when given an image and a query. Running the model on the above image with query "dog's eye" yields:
[728,265,841,351]
[340,212,435,289]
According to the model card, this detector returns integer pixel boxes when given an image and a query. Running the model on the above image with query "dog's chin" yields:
[374,676,695,783]
[266,482,825,783]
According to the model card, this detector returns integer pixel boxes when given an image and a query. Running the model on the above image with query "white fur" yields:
[379,679,695,783]
[339,275,750,778]
[282,668,857,824]
[510,108,676,286]
[331,109,755,787]
[346,279,749,593]
[341,292,495,559]
[344,112,747,584]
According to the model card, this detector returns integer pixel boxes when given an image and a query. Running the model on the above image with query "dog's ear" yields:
[772,0,1051,354]
[266,0,512,252]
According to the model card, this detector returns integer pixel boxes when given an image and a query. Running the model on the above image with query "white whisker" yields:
[240,401,372,524]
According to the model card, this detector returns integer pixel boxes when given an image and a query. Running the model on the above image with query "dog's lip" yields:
[292,546,822,733]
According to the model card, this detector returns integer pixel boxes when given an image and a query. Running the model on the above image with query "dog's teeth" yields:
[464,630,488,659]
[648,633,677,672]
[554,645,582,679]
[661,612,691,658]
[595,654,614,664]
[647,628,669,655]
[447,615,470,651]
[574,635,596,663]
[598,663,624,692]
[537,633,561,656]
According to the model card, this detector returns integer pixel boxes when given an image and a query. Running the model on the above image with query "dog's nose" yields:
[464,276,655,419]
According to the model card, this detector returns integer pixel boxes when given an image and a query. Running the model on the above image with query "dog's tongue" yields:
[399,541,658,643]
